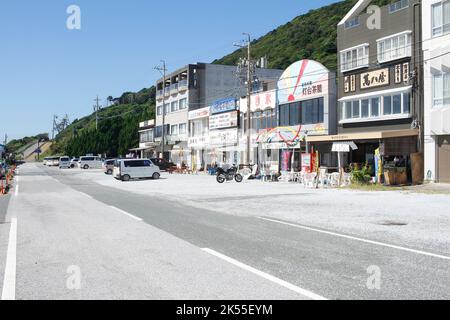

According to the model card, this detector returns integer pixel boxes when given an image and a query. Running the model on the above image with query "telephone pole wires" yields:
[155,61,168,159]
[235,33,254,166]
[93,96,102,131]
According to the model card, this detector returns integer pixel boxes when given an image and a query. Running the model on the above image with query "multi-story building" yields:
[240,59,337,172]
[129,120,156,159]
[155,62,283,165]
[423,0,450,183]
[310,0,424,184]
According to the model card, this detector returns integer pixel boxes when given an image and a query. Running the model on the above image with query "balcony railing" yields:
[178,79,188,91]
[164,87,170,97]
[156,89,164,99]
[170,83,179,95]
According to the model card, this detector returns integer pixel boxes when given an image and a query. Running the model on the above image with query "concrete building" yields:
[130,120,156,159]
[155,62,283,166]
[423,0,450,183]
[309,0,424,184]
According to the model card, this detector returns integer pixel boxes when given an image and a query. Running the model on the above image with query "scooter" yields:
[216,164,243,184]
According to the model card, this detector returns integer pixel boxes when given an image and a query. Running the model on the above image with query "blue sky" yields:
[0,0,338,141]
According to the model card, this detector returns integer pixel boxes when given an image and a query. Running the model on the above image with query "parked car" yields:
[47,157,60,167]
[78,156,102,170]
[113,159,160,181]
[150,158,175,171]
[70,158,79,168]
[103,159,115,175]
[59,156,71,169]
[43,157,50,166]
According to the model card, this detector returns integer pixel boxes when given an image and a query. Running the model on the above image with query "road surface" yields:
[1,163,449,300]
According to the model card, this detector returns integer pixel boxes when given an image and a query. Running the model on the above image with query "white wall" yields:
[422,0,450,182]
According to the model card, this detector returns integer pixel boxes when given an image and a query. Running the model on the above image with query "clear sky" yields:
[0,0,338,141]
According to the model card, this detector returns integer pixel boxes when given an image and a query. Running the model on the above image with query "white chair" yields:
[303,172,317,188]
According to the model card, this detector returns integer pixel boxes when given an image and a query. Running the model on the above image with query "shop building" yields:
[188,107,210,171]
[155,62,283,166]
[208,98,241,166]
[309,0,424,184]
[423,0,450,183]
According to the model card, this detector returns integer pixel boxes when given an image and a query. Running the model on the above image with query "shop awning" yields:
[332,141,358,153]
[306,129,419,143]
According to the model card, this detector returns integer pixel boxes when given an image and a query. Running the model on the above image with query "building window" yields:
[345,16,360,29]
[140,130,153,143]
[432,0,450,37]
[157,106,163,116]
[371,97,380,117]
[340,44,369,72]
[377,32,412,63]
[179,98,187,110]
[179,123,187,135]
[171,124,178,136]
[389,0,409,13]
[164,103,170,114]
[171,101,179,112]
[433,72,450,107]
[340,92,410,122]
[279,97,324,126]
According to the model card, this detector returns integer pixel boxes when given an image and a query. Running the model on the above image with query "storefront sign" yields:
[210,98,237,115]
[188,136,209,149]
[402,63,410,83]
[301,153,311,167]
[360,68,389,89]
[209,111,238,130]
[262,142,301,150]
[209,129,238,147]
[344,75,356,93]
[188,107,210,120]
[278,59,331,104]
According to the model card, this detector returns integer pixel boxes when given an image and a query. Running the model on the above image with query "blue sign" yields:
[210,98,237,115]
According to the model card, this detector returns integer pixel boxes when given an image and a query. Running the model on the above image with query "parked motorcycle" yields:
[216,164,243,184]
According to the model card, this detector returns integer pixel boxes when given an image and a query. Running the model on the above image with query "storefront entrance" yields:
[438,135,450,183]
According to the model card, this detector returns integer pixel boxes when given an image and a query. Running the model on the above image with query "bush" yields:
[350,163,372,185]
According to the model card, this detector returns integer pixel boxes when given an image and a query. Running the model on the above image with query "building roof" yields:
[338,0,372,26]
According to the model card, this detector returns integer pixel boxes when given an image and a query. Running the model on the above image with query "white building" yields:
[423,0,450,183]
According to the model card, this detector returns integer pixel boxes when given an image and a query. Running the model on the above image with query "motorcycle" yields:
[216,164,243,184]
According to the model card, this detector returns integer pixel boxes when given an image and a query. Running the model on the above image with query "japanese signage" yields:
[278,59,331,104]
[402,63,410,83]
[344,75,356,93]
[360,68,390,89]
[188,136,209,149]
[188,107,210,120]
[209,111,238,130]
[209,129,238,147]
[210,98,237,115]
[241,91,276,113]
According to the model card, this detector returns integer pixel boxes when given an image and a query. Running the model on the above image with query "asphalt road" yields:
[1,163,450,300]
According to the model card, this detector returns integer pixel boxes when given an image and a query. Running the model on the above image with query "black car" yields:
[150,158,175,171]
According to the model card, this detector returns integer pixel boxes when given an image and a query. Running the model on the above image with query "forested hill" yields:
[213,0,391,71]
[48,87,156,158]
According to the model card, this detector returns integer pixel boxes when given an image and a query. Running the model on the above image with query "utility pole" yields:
[52,115,58,140]
[93,96,101,131]
[154,61,168,159]
[3,134,7,145]
[235,33,253,166]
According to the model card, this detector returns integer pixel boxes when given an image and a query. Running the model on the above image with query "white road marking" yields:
[109,206,143,222]
[260,217,450,261]
[201,248,327,300]
[2,217,17,300]
[14,176,19,196]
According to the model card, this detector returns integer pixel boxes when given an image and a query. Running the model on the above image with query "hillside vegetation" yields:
[213,0,391,71]
[49,87,155,158]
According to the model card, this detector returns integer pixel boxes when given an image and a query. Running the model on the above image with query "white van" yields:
[113,159,160,181]
[59,156,71,169]
[78,156,103,170]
